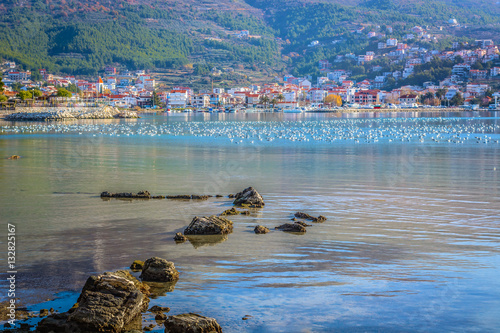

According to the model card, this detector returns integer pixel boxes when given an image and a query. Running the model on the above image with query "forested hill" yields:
[0,0,499,78]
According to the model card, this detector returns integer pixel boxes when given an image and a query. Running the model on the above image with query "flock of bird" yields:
[1,117,499,145]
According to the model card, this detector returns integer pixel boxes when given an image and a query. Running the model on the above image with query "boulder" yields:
[140,257,179,283]
[130,260,144,271]
[232,187,264,207]
[173,233,187,242]
[275,223,307,233]
[37,272,148,333]
[184,216,233,235]
[294,212,327,223]
[163,313,222,333]
[254,225,270,234]
[7,155,21,160]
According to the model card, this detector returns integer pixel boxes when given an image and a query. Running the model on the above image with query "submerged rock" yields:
[130,260,144,271]
[166,195,210,200]
[163,313,222,333]
[220,207,240,216]
[275,223,307,233]
[173,233,187,242]
[232,187,264,207]
[184,216,233,235]
[37,272,149,333]
[100,191,151,199]
[294,212,327,223]
[140,257,179,283]
[254,225,270,234]
[149,306,171,313]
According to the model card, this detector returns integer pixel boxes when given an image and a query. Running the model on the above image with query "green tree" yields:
[0,77,4,92]
[0,94,8,102]
[56,88,72,98]
[31,89,42,98]
[435,88,447,100]
[450,92,464,106]
[259,95,270,108]
[17,90,33,101]
[152,91,163,108]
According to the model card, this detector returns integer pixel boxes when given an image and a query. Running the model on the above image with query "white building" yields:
[168,90,190,108]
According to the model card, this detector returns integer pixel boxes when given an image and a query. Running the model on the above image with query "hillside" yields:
[0,0,499,85]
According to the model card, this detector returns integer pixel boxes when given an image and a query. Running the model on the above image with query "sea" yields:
[1,111,499,332]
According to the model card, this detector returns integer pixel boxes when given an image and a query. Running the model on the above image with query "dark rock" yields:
[40,309,49,317]
[275,223,306,233]
[215,195,224,198]
[294,221,311,227]
[155,313,168,322]
[241,210,250,215]
[294,212,327,223]
[184,216,233,235]
[254,225,270,234]
[152,195,165,199]
[130,260,144,271]
[228,194,235,198]
[166,195,191,200]
[100,191,151,199]
[191,195,210,200]
[140,257,179,283]
[37,272,148,333]
[149,306,170,313]
[166,195,209,200]
[163,313,222,333]
[173,233,187,242]
[220,207,239,216]
[8,155,21,160]
[233,187,264,207]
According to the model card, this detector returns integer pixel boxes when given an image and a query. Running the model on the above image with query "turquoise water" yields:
[1,112,500,332]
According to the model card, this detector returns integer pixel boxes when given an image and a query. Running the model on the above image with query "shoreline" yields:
[1,107,498,119]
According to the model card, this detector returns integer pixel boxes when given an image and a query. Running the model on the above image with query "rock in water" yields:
[254,225,270,234]
[37,272,148,333]
[294,212,327,223]
[163,313,222,333]
[232,187,264,207]
[130,260,144,271]
[220,207,240,216]
[184,216,233,235]
[100,191,151,199]
[173,233,187,242]
[275,223,307,233]
[140,257,179,282]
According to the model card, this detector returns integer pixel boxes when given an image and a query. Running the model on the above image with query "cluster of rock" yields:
[101,191,213,200]
[4,106,139,121]
[36,257,221,333]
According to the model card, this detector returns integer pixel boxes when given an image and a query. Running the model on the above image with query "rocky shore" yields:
[4,106,139,121]
[2,186,328,332]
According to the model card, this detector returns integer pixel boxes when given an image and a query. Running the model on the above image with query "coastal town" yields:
[1,34,500,111]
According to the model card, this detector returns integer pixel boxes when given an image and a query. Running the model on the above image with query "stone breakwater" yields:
[4,106,139,121]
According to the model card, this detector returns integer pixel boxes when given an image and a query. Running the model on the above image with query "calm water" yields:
[1,112,500,332]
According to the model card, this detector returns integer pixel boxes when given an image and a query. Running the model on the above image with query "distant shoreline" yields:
[1,107,498,119]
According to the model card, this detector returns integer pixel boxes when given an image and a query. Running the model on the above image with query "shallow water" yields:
[1,112,500,332]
